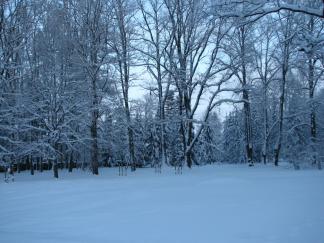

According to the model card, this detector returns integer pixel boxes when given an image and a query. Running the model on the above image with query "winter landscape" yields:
[1,0,324,242]
[1,164,324,243]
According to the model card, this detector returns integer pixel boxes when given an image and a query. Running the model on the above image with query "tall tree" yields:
[111,0,137,171]
[273,11,297,166]
[253,16,278,164]
[71,0,113,174]
[164,0,234,167]
[137,0,171,169]
[297,14,324,169]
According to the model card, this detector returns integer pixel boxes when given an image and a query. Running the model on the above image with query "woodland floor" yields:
[1,163,324,243]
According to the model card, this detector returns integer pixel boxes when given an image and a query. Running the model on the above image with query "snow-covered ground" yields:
[1,164,324,243]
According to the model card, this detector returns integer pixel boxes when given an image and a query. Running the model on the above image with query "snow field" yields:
[1,164,324,243]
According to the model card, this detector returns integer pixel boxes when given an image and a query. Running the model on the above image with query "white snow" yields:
[1,164,324,243]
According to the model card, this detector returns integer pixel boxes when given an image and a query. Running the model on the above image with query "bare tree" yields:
[111,0,137,171]
[0,0,35,170]
[253,16,279,164]
[297,15,324,169]
[163,0,236,167]
[222,14,256,165]
[136,0,171,169]
[214,0,324,20]
[273,12,297,166]
[70,0,113,175]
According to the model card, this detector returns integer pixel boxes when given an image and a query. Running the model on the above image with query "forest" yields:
[1,0,324,178]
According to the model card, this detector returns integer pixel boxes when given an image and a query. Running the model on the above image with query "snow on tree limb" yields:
[215,1,324,20]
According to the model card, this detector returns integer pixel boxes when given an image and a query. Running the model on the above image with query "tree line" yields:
[0,0,323,177]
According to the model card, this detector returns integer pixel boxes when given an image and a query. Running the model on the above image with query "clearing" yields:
[1,164,324,243]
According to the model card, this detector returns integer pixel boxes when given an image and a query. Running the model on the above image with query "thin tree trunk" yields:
[90,62,99,175]
[307,17,320,170]
[274,65,287,166]
[91,114,99,175]
[40,157,43,172]
[240,26,253,166]
[177,91,187,168]
[308,57,320,170]
[115,0,136,171]
[262,85,268,164]
[53,143,59,178]
[186,119,193,168]
[30,155,34,175]
[53,159,58,178]
[184,87,193,168]
[243,89,253,165]
[273,13,294,167]
[157,55,167,168]
[69,151,73,173]
[125,97,135,171]
[17,159,21,173]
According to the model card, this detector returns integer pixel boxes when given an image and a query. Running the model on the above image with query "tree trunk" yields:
[308,58,320,169]
[262,84,268,164]
[40,157,43,172]
[184,85,193,168]
[273,14,293,167]
[124,82,135,171]
[30,155,34,175]
[243,89,253,165]
[127,122,136,171]
[53,160,58,178]
[53,143,59,178]
[306,16,319,169]
[158,67,167,168]
[91,116,99,175]
[90,72,99,175]
[177,91,187,168]
[274,65,287,166]
[240,26,253,166]
[186,119,193,168]
[17,158,21,173]
[68,151,73,173]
